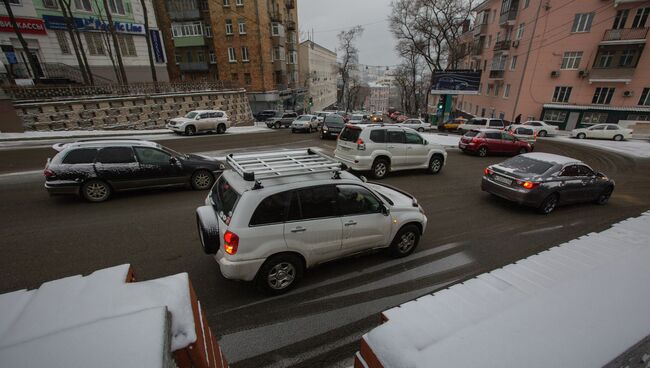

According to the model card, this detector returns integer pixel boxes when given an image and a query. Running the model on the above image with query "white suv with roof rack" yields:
[195,149,428,294]
[334,124,447,179]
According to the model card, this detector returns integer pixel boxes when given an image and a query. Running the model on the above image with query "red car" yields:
[459,129,532,157]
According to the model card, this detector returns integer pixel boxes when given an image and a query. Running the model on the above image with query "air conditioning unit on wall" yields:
[623,90,633,97]
[512,40,519,48]
[550,70,560,77]
[578,69,589,78]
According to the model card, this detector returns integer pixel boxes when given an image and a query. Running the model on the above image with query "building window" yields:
[74,0,92,11]
[271,22,283,36]
[552,86,572,103]
[619,50,636,67]
[209,51,216,64]
[487,84,493,95]
[84,33,105,55]
[510,55,517,70]
[172,21,203,37]
[628,114,650,121]
[199,0,209,11]
[596,51,614,68]
[175,53,181,64]
[639,88,650,106]
[225,19,233,35]
[118,35,137,57]
[55,31,70,54]
[504,84,510,98]
[223,0,229,6]
[273,46,285,61]
[236,0,243,5]
[632,7,649,28]
[523,0,529,8]
[612,9,629,30]
[244,73,251,84]
[543,110,567,123]
[561,51,582,69]
[592,87,615,104]
[241,47,249,62]
[515,23,525,40]
[228,47,236,62]
[204,25,212,37]
[43,0,57,8]
[239,20,246,34]
[231,73,238,81]
[572,13,594,33]
[288,51,297,64]
[581,112,608,125]
[108,0,125,15]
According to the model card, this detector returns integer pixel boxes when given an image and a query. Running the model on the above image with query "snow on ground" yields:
[542,136,650,158]
[419,133,460,148]
[362,211,650,368]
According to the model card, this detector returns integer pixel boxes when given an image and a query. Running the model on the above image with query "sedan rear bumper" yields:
[481,177,543,207]
[45,180,80,195]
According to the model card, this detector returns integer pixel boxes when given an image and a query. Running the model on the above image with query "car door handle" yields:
[344,221,357,226]
[407,146,412,149]
[290,227,306,233]
[387,145,396,149]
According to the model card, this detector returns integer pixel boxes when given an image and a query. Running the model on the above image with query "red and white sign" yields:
[0,16,47,35]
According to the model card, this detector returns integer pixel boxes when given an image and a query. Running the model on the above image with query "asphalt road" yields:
[1,129,649,367]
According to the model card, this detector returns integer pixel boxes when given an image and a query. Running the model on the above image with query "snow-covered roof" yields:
[522,152,581,165]
[0,264,196,367]
[363,211,650,368]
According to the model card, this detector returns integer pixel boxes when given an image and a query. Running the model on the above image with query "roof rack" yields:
[226,148,344,182]
[74,138,147,143]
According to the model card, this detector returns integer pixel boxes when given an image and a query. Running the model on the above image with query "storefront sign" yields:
[149,30,165,63]
[0,16,47,35]
[42,15,144,35]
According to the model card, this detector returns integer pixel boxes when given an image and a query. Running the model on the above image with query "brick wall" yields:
[14,89,254,131]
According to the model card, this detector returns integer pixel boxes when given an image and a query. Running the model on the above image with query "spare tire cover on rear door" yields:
[196,205,220,254]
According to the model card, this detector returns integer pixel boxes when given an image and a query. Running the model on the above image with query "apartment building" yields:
[298,40,337,112]
[456,0,650,129]
[1,0,168,83]
[365,82,390,112]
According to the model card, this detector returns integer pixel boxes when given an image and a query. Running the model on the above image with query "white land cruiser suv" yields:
[196,149,427,294]
[167,110,230,136]
[334,124,447,179]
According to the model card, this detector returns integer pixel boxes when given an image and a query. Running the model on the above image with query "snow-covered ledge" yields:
[356,211,650,368]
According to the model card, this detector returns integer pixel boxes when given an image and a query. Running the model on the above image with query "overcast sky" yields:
[297,0,400,67]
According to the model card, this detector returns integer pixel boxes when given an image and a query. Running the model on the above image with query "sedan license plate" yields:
[494,175,512,186]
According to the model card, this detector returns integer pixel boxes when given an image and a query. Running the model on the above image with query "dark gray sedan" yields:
[481,152,614,214]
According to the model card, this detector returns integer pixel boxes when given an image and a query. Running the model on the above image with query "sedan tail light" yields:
[43,169,55,178]
[516,180,539,189]
[224,230,239,255]
[483,167,493,175]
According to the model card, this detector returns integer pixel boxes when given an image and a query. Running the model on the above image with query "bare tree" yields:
[103,0,128,84]
[336,25,363,112]
[58,0,93,85]
[2,0,42,83]
[94,0,121,83]
[140,0,157,82]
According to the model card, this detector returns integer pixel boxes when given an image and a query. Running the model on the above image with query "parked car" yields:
[315,111,334,124]
[457,118,505,134]
[389,111,401,120]
[320,114,346,139]
[570,124,633,141]
[255,110,278,122]
[348,114,365,124]
[167,110,229,136]
[195,149,427,294]
[482,152,615,214]
[459,129,532,157]
[440,117,465,132]
[290,115,319,133]
[334,124,447,179]
[519,120,559,137]
[506,125,537,146]
[45,140,225,202]
[266,111,298,129]
[398,119,430,132]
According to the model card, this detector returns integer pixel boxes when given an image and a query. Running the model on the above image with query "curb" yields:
[0,131,169,143]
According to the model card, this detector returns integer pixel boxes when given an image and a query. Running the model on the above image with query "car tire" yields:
[417,127,425,132]
[185,125,196,136]
[428,154,443,174]
[388,224,420,258]
[81,179,111,203]
[595,186,613,205]
[256,254,304,295]
[274,122,281,129]
[216,124,226,134]
[577,133,586,139]
[478,146,488,157]
[518,147,528,155]
[191,170,214,190]
[292,129,296,133]
[613,134,623,141]
[538,193,559,214]
[371,158,389,179]
[538,130,547,137]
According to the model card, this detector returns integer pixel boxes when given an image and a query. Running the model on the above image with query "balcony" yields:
[178,62,209,72]
[270,11,283,22]
[489,69,505,79]
[168,9,200,21]
[286,42,297,51]
[273,59,287,72]
[173,35,205,47]
[494,40,511,52]
[601,27,648,45]
[499,9,517,26]
[286,20,296,30]
[473,23,488,36]
[589,67,636,83]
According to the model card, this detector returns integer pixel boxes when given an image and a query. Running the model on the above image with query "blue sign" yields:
[150,30,165,63]
[42,15,144,35]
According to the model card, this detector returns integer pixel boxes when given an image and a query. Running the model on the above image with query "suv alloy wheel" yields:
[388,225,420,258]
[371,158,389,179]
[256,254,304,294]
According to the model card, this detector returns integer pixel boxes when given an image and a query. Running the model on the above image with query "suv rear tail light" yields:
[44,169,55,178]
[224,230,239,255]
[356,138,366,150]
[484,167,493,176]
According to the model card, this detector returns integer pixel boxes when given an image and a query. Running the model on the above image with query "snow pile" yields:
[364,211,650,368]
[0,264,197,367]
[419,133,460,148]
[549,136,650,159]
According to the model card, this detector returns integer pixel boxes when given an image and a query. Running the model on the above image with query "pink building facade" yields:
[365,83,390,112]
[455,0,650,130]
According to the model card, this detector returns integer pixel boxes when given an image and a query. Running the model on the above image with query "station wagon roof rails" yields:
[226,148,345,185]
[74,138,147,143]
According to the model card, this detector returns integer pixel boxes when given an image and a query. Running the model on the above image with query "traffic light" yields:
[308,97,313,106]
[437,95,447,111]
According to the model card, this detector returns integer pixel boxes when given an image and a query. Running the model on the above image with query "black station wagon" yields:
[44,140,225,202]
